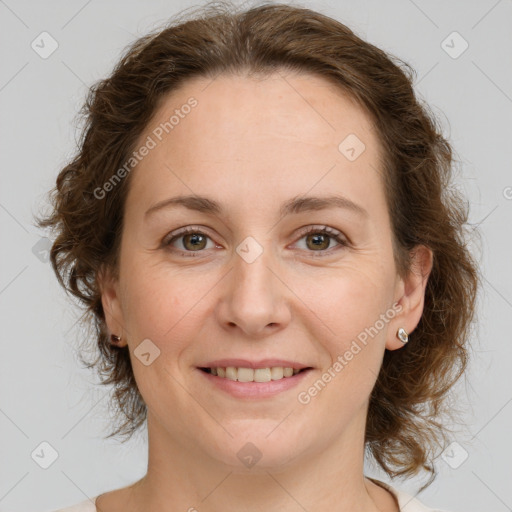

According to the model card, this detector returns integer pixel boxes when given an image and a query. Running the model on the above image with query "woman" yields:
[39,1,480,511]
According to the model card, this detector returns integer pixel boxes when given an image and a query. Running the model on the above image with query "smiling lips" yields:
[197,358,313,383]
[201,366,307,382]
[198,363,313,399]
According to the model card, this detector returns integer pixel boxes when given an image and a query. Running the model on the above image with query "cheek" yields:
[293,266,392,405]
[311,270,393,404]
[295,264,391,347]
[120,263,210,344]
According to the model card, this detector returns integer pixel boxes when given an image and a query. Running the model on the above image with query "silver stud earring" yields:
[396,327,408,344]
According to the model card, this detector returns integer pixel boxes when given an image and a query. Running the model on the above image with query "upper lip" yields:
[197,359,312,370]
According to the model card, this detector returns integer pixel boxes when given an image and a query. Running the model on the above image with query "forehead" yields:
[126,71,385,218]
[146,71,378,153]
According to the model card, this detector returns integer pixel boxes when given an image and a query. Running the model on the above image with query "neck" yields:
[126,406,388,512]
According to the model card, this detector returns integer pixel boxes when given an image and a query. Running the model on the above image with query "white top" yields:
[50,478,452,512]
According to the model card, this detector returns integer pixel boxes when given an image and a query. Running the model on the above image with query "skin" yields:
[97,71,433,512]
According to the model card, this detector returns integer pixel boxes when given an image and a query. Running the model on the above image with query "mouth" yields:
[196,364,314,399]
[198,366,313,382]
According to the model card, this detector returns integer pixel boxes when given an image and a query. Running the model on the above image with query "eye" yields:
[293,225,348,255]
[161,225,349,258]
[162,226,217,257]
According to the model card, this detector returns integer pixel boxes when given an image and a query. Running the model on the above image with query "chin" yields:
[205,427,307,473]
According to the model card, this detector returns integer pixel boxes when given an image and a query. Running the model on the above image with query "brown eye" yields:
[294,226,348,256]
[305,232,331,251]
[182,233,208,251]
[162,227,215,256]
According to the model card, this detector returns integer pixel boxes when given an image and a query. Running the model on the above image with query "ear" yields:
[97,264,127,347]
[386,245,433,351]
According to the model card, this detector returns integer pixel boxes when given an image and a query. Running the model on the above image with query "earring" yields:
[110,334,122,344]
[396,327,408,344]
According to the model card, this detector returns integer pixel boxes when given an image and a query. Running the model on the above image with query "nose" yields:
[216,239,292,337]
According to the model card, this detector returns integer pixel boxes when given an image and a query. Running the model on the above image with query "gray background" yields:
[1,0,511,511]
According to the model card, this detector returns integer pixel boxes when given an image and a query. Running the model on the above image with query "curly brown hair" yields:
[36,0,481,491]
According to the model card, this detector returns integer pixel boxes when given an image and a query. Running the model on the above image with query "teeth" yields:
[271,367,284,380]
[207,366,303,382]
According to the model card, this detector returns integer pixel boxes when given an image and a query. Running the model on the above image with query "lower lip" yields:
[196,368,313,399]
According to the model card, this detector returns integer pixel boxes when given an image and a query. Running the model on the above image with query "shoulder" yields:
[47,496,98,512]
[368,477,454,512]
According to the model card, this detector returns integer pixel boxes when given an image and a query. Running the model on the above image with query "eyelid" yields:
[295,224,344,240]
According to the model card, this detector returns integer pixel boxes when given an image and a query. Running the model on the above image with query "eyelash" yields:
[162,225,348,258]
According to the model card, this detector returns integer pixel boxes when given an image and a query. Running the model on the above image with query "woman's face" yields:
[101,71,430,470]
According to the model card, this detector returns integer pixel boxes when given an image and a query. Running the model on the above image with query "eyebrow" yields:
[144,193,368,219]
